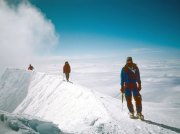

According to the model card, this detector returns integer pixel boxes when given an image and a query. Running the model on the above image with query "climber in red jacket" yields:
[63,61,71,81]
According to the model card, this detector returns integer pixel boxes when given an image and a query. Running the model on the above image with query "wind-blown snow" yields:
[0,68,180,133]
[0,0,59,76]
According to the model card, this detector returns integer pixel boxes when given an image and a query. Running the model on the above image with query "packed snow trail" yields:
[0,69,180,133]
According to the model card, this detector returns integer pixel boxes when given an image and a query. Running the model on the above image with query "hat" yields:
[126,57,133,63]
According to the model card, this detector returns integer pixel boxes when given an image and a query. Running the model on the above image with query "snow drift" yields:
[0,68,180,134]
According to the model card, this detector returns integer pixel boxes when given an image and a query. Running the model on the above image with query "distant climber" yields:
[28,64,34,71]
[63,61,71,82]
[120,57,144,120]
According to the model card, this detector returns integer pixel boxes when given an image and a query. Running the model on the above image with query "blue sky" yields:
[30,0,180,58]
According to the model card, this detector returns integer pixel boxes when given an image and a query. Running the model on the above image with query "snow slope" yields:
[0,69,32,112]
[0,69,180,133]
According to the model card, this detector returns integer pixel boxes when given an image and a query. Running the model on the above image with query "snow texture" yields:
[0,68,180,134]
[0,110,61,134]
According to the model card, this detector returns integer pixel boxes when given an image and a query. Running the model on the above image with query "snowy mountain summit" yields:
[0,69,180,134]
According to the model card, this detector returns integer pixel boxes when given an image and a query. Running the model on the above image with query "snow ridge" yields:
[0,69,180,134]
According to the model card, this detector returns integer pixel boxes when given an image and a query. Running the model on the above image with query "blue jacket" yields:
[121,63,141,87]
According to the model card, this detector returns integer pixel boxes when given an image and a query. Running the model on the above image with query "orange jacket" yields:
[63,63,71,73]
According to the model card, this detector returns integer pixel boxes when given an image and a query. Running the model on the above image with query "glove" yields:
[137,83,141,91]
[120,86,125,93]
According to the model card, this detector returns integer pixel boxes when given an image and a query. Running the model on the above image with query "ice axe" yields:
[122,93,124,111]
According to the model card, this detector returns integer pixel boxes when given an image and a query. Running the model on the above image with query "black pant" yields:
[65,73,69,81]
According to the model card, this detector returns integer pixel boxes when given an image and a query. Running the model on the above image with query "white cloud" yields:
[0,0,59,75]
[40,58,180,103]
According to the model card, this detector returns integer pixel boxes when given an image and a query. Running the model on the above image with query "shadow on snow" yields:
[144,119,180,133]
